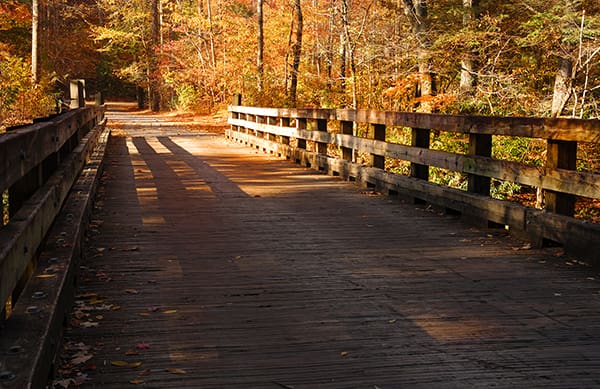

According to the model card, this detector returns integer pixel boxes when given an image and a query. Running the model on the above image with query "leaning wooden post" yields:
[467,133,492,195]
[315,118,328,155]
[371,124,386,169]
[545,140,577,216]
[410,127,430,180]
[340,120,354,162]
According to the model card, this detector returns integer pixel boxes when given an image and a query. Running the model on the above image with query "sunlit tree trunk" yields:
[550,0,580,118]
[32,0,39,82]
[460,0,478,94]
[289,0,303,106]
[150,0,161,111]
[206,0,216,67]
[402,0,435,112]
[257,0,264,94]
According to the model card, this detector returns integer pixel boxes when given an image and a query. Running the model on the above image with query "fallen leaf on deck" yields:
[125,289,140,295]
[163,310,177,314]
[80,321,99,328]
[130,379,145,385]
[138,369,153,376]
[111,305,122,311]
[135,343,151,350]
[138,313,151,317]
[340,351,349,357]
[126,350,139,356]
[78,293,99,299]
[166,368,187,374]
[112,360,143,368]
[71,353,93,365]
[36,274,57,279]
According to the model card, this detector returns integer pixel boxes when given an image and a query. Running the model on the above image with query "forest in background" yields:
[1,0,599,215]
[1,0,599,118]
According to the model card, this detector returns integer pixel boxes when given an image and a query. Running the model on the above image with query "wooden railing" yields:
[0,105,109,387]
[227,103,600,265]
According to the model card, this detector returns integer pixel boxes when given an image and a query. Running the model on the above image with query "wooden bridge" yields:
[1,101,600,388]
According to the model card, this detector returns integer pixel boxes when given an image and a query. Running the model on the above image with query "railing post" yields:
[371,124,386,169]
[410,128,430,180]
[341,120,354,162]
[280,117,291,145]
[230,94,242,137]
[315,118,328,155]
[467,133,492,195]
[267,117,277,143]
[256,115,265,150]
[545,140,577,216]
[297,118,307,149]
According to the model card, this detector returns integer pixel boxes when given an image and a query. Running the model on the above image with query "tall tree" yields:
[289,0,303,106]
[257,0,264,94]
[460,0,479,94]
[150,0,161,111]
[31,0,39,82]
[401,0,435,112]
[551,0,581,117]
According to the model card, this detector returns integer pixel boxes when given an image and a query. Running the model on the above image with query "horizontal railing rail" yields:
[227,103,600,265]
[0,105,106,321]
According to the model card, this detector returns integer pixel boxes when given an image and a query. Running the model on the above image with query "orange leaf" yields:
[130,379,145,385]
[166,368,187,374]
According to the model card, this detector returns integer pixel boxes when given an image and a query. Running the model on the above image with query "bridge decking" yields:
[56,110,600,388]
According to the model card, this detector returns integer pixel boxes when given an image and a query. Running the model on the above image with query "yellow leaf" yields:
[130,379,145,385]
[36,274,57,279]
[126,350,139,356]
[111,305,122,311]
[166,368,187,374]
[163,310,177,314]
[129,362,143,368]
[340,351,349,357]
[111,360,129,367]
[138,312,151,317]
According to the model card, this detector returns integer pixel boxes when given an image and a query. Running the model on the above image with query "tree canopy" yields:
[0,0,599,119]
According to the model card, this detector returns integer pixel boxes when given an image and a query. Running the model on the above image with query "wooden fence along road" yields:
[44,107,600,388]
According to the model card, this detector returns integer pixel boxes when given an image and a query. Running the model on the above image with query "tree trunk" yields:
[206,0,216,67]
[289,0,303,106]
[257,0,264,94]
[550,0,580,117]
[460,0,478,94]
[149,0,161,112]
[401,0,435,112]
[551,57,574,117]
[31,0,39,83]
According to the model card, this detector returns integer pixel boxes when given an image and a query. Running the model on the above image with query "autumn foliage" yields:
[1,1,599,123]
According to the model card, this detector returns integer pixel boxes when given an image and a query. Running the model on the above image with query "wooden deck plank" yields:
[53,110,600,388]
